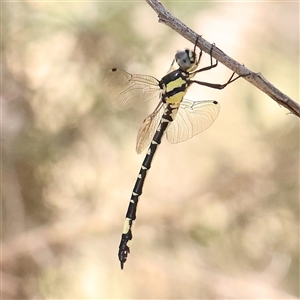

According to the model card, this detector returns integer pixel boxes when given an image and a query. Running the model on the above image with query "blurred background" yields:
[2,1,299,299]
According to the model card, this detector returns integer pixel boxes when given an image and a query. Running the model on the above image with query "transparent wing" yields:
[104,68,161,109]
[166,99,220,144]
[136,103,165,154]
[165,58,177,74]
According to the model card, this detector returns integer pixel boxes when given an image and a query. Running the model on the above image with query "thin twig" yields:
[145,0,300,118]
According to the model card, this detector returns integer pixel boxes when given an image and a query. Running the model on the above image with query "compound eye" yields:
[175,50,192,70]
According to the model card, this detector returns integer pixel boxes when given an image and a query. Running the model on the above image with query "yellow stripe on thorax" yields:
[165,90,186,104]
[165,77,187,104]
[166,77,185,93]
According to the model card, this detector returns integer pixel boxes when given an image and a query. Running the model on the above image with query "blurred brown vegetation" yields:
[2,1,299,299]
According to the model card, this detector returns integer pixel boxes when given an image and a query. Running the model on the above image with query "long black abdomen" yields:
[118,104,178,269]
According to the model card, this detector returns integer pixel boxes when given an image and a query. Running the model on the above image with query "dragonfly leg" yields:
[190,71,243,90]
[193,35,203,67]
[190,43,218,75]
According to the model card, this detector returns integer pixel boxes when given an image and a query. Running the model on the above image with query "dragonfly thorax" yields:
[175,49,198,72]
[160,69,189,104]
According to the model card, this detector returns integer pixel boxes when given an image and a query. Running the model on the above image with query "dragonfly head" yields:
[175,49,198,72]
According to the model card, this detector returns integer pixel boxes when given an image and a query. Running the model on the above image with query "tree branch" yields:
[145,0,300,118]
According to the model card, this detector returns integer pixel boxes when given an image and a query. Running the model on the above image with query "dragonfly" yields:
[104,37,242,269]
